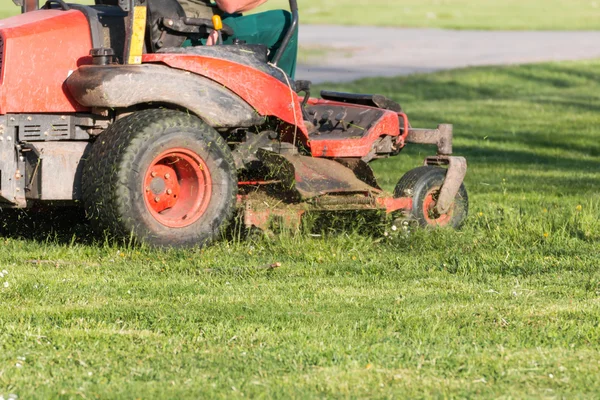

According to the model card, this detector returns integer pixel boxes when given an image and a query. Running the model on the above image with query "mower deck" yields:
[240,190,413,232]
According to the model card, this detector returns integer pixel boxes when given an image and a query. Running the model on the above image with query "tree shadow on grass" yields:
[329,63,600,110]
[503,131,600,158]
[504,63,600,90]
[457,145,600,173]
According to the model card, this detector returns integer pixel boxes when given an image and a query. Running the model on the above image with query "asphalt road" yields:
[296,25,600,83]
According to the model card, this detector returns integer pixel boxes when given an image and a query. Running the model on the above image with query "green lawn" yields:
[261,0,600,30]
[3,1,600,30]
[1,60,599,398]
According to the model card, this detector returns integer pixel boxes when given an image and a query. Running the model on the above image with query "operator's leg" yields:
[222,10,298,78]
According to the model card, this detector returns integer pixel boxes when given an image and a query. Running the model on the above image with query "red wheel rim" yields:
[143,148,212,228]
[422,188,453,227]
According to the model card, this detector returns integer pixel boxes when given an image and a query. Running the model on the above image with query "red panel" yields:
[376,197,413,214]
[143,53,308,140]
[307,99,402,158]
[0,10,92,114]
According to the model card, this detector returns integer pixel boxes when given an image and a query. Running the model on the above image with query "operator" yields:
[178,0,298,78]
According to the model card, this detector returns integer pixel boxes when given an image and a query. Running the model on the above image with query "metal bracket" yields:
[425,155,467,214]
[0,117,26,207]
[406,124,453,155]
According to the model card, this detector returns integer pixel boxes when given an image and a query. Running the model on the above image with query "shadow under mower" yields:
[0,0,468,247]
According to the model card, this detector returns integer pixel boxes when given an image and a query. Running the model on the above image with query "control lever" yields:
[320,110,333,124]
[212,15,224,45]
[334,109,349,131]
[295,80,312,121]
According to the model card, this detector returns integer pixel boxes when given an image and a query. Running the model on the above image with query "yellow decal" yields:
[128,6,147,65]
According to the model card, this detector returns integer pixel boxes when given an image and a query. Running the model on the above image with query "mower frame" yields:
[0,0,469,246]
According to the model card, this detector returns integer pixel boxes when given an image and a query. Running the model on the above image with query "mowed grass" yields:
[260,0,600,30]
[1,61,600,398]
[3,1,600,30]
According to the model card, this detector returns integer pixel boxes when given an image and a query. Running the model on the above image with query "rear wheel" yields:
[82,109,237,248]
[394,166,468,229]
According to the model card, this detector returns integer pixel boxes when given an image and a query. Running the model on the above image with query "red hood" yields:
[0,9,92,114]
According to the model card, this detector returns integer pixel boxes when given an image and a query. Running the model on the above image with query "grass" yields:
[297,45,355,66]
[1,60,600,398]
[259,0,600,30]
[3,1,600,30]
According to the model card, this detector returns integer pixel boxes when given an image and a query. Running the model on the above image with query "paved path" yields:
[297,25,600,83]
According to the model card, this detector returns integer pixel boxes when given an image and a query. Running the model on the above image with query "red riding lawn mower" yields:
[0,0,468,247]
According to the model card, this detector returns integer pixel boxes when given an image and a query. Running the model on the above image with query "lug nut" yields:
[154,197,160,202]
[165,173,171,179]
[145,187,150,192]
[151,171,157,177]
[166,189,172,195]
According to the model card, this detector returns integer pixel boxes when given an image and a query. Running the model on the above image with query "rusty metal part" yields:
[240,191,414,231]
[22,141,91,201]
[333,158,381,190]
[258,149,381,199]
[406,124,453,155]
[66,64,265,128]
[425,156,468,215]
[238,180,281,186]
[312,195,376,207]
[0,118,26,207]
[232,130,278,170]
[311,195,412,214]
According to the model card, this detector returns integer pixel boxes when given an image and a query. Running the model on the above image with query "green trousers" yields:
[184,10,298,79]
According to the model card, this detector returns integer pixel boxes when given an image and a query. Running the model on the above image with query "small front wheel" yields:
[394,166,468,229]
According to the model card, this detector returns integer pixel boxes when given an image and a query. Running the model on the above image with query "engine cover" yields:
[0,9,93,114]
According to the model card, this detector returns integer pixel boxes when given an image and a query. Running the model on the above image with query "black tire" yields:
[82,109,237,248]
[394,166,468,229]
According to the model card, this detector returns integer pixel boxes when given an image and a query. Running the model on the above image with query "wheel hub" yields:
[143,148,212,228]
[149,177,167,195]
[423,189,453,226]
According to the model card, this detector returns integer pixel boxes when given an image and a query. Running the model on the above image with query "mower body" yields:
[0,1,468,246]
[0,10,92,114]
